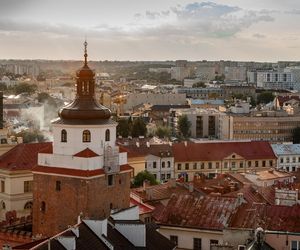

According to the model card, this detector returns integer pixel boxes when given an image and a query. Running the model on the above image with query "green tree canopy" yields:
[9,83,37,95]
[257,91,275,104]
[155,126,171,139]
[16,130,46,143]
[133,170,158,187]
[117,119,131,137]
[292,127,300,144]
[131,118,147,138]
[177,115,191,138]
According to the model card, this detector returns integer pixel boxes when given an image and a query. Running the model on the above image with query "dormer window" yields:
[105,129,110,142]
[83,130,91,142]
[61,129,67,142]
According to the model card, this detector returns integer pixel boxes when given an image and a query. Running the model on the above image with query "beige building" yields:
[231,112,300,142]
[173,141,277,181]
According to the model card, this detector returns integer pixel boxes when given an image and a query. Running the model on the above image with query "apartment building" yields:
[169,108,230,139]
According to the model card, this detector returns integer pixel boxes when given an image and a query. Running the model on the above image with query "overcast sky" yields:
[0,0,300,61]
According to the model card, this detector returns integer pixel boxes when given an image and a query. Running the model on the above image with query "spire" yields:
[84,40,88,66]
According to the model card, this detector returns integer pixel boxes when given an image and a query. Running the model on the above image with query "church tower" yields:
[32,42,132,237]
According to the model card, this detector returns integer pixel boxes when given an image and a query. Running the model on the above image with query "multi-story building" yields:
[176,87,223,99]
[173,141,276,181]
[271,144,300,172]
[256,70,294,89]
[220,84,256,100]
[123,93,186,113]
[224,66,247,82]
[169,108,230,139]
[230,112,300,142]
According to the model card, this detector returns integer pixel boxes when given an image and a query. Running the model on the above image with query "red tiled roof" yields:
[156,194,238,230]
[173,141,276,162]
[73,148,99,158]
[229,203,300,232]
[119,144,173,158]
[33,164,133,177]
[0,142,52,171]
[130,194,154,215]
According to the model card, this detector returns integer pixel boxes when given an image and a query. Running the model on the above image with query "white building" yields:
[169,108,230,139]
[271,144,300,172]
[256,70,293,89]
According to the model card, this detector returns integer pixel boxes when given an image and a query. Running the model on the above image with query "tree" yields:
[10,83,37,95]
[292,127,300,144]
[257,91,274,104]
[155,126,171,138]
[131,118,147,137]
[16,130,46,143]
[117,119,130,137]
[177,115,191,138]
[192,82,206,88]
[133,170,158,187]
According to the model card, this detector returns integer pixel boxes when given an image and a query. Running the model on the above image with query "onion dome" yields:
[58,41,111,123]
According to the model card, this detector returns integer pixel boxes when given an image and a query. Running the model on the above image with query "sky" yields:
[0,0,300,61]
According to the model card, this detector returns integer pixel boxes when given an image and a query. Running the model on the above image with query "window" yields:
[255,161,259,167]
[153,162,157,168]
[216,162,220,169]
[105,129,110,142]
[201,163,205,169]
[193,238,202,250]
[41,201,46,212]
[0,181,4,193]
[167,161,171,168]
[56,181,61,191]
[269,160,273,167]
[286,157,290,163]
[24,181,33,193]
[82,130,91,142]
[24,201,33,210]
[239,162,243,168]
[170,235,178,246]
[167,173,171,179]
[162,162,165,168]
[161,174,165,180]
[231,162,236,168]
[224,162,228,168]
[293,157,296,163]
[193,163,197,170]
[248,161,252,167]
[210,239,219,247]
[262,161,266,167]
[280,158,283,163]
[185,163,189,170]
[177,164,181,170]
[61,129,67,142]
[153,174,157,179]
[291,240,300,250]
[108,175,114,186]
[208,162,212,169]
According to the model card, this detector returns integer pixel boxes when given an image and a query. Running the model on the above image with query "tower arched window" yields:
[105,129,110,142]
[83,130,91,142]
[61,129,67,142]
[41,201,46,213]
[24,201,33,210]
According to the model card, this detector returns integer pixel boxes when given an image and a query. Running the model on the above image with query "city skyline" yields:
[1,0,300,61]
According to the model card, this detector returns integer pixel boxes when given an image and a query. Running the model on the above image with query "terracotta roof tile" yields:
[173,141,276,162]
[0,142,52,171]
[73,148,99,158]
[229,203,300,232]
[156,194,239,230]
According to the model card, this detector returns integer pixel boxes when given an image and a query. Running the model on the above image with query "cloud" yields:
[253,33,266,39]
[285,9,300,15]
[0,1,276,43]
